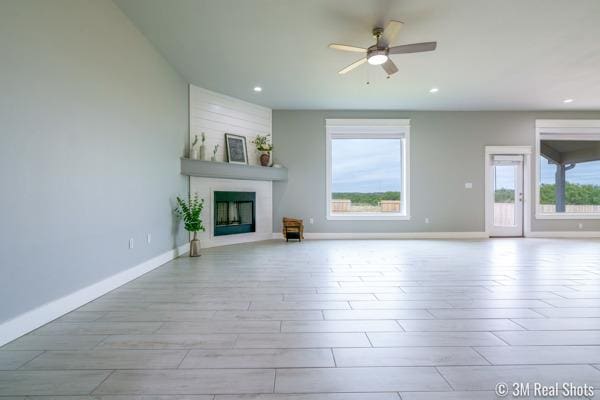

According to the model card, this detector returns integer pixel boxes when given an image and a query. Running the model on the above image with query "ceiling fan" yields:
[329,20,437,76]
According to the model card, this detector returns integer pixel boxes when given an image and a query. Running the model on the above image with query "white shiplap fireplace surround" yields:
[189,85,273,248]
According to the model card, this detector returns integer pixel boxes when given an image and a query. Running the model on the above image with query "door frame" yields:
[484,146,532,237]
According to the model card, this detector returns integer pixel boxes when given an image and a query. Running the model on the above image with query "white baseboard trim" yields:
[526,231,600,238]
[0,243,189,347]
[272,232,488,240]
[273,231,600,240]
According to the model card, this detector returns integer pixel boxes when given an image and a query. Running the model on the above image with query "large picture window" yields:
[536,120,600,219]
[326,119,410,220]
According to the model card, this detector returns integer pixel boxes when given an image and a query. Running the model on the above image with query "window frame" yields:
[325,119,410,221]
[535,119,600,220]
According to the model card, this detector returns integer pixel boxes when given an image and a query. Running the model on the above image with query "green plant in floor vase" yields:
[174,194,205,257]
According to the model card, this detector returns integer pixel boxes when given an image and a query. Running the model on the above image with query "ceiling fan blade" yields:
[338,58,367,74]
[381,59,398,76]
[382,20,404,46]
[388,41,437,54]
[329,43,367,53]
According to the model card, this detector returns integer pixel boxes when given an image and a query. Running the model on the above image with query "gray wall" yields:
[0,0,188,324]
[273,110,600,233]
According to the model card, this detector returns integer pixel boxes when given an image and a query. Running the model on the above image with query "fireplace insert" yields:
[214,191,256,236]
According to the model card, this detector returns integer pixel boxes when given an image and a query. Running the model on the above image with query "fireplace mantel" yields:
[181,158,287,181]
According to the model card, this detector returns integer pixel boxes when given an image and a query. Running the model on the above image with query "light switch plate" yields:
[465,182,473,189]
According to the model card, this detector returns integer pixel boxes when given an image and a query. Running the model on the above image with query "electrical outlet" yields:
[578,223,584,229]
[425,217,430,224]
[129,238,134,249]
[465,182,473,189]
[147,233,151,244]
[309,218,314,224]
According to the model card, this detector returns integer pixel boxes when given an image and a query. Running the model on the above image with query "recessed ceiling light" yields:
[563,98,574,103]
[429,87,439,93]
[253,86,262,92]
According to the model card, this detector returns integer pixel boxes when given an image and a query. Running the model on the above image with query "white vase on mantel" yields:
[199,144,206,161]
[190,147,199,160]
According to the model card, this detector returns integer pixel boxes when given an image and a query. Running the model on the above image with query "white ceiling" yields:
[115,0,600,110]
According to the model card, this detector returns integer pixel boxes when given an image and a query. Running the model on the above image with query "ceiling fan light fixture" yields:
[367,53,388,65]
[329,20,436,76]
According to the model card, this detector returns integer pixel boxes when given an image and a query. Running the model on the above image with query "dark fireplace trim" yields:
[213,191,256,236]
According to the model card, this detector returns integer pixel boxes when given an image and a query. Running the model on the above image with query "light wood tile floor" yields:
[2,238,600,399]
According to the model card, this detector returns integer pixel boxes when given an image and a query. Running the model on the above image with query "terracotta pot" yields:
[260,152,270,167]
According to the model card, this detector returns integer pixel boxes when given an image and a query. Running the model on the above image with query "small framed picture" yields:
[225,133,248,165]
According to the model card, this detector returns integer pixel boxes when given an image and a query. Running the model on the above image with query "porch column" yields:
[555,163,575,212]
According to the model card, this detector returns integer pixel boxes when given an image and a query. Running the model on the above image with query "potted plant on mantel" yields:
[252,133,273,166]
[174,194,205,257]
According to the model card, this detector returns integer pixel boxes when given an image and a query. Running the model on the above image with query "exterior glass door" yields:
[491,156,524,237]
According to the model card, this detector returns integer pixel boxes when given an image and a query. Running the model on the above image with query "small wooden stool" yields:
[282,217,304,242]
